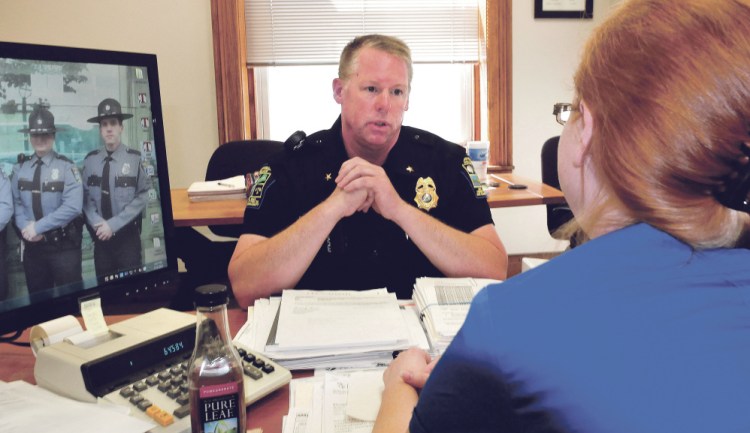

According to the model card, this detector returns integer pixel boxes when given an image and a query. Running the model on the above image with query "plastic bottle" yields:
[188,284,246,433]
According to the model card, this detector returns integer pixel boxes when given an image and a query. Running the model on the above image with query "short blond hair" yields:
[338,34,413,90]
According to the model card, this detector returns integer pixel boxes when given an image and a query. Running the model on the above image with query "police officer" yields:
[83,98,150,278]
[0,168,13,299]
[11,107,84,293]
[228,35,508,308]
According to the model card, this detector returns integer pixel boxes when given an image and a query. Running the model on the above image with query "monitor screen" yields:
[0,41,178,337]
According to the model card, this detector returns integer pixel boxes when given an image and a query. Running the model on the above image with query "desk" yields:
[172,173,565,227]
[0,309,292,433]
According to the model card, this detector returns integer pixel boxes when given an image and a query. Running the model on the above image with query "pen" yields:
[218,182,234,187]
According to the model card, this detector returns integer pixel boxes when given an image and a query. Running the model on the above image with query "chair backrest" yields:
[205,139,284,238]
[541,136,574,238]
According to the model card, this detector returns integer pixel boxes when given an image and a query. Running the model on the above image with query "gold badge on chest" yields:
[414,177,438,211]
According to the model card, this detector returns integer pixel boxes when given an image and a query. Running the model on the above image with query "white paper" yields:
[345,370,384,422]
[414,277,501,353]
[282,408,310,433]
[322,372,375,433]
[233,297,281,353]
[187,175,245,195]
[80,297,108,336]
[307,382,324,433]
[236,290,428,370]
[276,289,409,350]
[0,381,154,433]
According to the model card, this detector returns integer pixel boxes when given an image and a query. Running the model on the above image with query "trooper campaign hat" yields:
[87,98,133,123]
[18,107,59,135]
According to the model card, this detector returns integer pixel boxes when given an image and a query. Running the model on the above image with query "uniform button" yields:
[414,134,420,140]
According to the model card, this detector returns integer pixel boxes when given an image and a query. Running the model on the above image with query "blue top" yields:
[411,223,750,433]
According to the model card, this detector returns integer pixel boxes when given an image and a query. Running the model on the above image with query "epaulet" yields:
[17,153,31,164]
[85,149,100,159]
[55,153,74,164]
[126,147,142,156]
[284,130,307,152]
[301,129,329,149]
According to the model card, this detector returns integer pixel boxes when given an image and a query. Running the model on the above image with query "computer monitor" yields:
[0,41,179,338]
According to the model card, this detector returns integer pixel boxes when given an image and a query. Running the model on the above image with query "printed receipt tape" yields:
[29,315,83,356]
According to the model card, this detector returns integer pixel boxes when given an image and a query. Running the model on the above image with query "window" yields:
[257,63,474,144]
[210,0,512,170]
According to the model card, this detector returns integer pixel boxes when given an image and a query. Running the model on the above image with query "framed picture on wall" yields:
[535,0,594,19]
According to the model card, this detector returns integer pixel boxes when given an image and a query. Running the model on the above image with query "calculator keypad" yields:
[115,347,278,428]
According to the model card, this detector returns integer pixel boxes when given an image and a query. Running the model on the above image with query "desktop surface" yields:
[172,173,565,227]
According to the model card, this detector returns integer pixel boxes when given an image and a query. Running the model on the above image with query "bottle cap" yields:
[194,284,229,307]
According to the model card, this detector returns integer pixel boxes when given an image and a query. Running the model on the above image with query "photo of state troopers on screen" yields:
[0,58,168,304]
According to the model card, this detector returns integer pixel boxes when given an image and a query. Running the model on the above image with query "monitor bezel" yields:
[0,41,179,337]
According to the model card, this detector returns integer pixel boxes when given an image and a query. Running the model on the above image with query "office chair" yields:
[204,139,284,238]
[541,136,574,239]
[171,139,284,310]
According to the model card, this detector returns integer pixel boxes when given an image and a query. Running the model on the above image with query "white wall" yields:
[494,0,619,255]
[0,0,620,254]
[0,0,219,190]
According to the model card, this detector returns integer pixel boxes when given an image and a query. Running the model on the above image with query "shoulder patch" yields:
[462,156,486,198]
[71,166,82,184]
[246,165,272,209]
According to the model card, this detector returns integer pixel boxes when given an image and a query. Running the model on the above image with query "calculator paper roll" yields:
[29,315,83,356]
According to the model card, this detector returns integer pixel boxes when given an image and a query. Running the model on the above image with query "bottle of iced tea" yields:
[188,284,246,433]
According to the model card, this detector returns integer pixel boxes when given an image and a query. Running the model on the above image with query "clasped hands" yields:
[331,157,406,220]
[94,221,114,241]
[21,222,42,242]
[384,347,439,391]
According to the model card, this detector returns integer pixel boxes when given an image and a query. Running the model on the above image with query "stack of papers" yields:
[186,174,247,202]
[413,277,501,354]
[234,289,429,370]
[282,368,385,433]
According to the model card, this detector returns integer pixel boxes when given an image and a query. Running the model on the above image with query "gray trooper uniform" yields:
[82,143,150,276]
[12,152,84,293]
[0,171,13,299]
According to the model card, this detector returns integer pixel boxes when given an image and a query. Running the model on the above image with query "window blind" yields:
[245,0,481,66]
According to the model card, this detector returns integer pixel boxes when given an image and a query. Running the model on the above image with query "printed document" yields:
[275,289,409,350]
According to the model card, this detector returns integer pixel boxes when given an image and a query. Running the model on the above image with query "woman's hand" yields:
[384,348,436,390]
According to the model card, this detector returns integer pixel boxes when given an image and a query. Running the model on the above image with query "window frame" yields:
[210,0,512,172]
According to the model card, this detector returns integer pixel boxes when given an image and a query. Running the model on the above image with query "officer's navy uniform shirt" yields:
[410,223,750,433]
[0,171,12,231]
[11,152,82,234]
[242,118,493,299]
[82,143,150,233]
